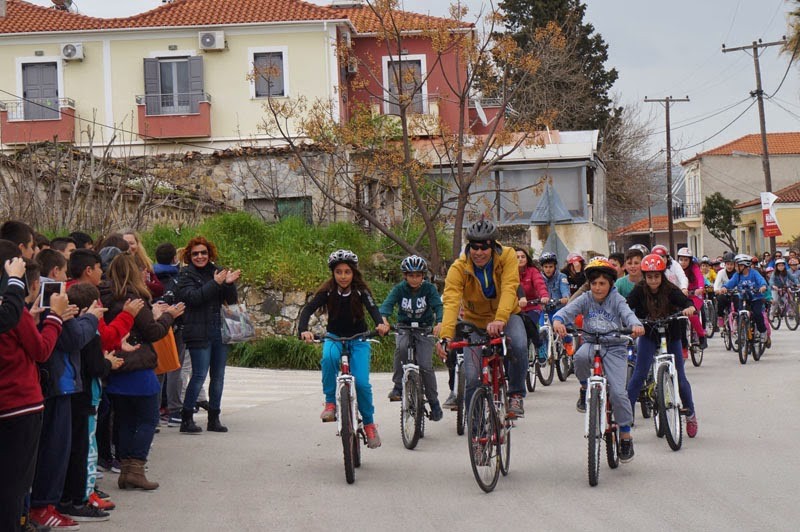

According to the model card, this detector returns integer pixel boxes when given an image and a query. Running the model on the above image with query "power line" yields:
[675,99,757,152]
[766,97,800,123]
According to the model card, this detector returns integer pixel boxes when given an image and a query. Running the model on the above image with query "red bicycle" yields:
[449,324,512,493]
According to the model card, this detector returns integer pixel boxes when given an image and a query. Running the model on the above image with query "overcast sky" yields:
[27,0,800,161]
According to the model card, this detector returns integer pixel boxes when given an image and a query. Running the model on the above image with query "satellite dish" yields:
[52,0,73,11]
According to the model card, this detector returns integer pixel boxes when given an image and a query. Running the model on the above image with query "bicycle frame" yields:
[652,317,688,412]
[580,330,633,437]
[396,323,433,414]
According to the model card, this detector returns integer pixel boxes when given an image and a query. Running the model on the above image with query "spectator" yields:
[101,254,183,491]
[69,231,94,250]
[0,220,36,259]
[176,237,239,434]
[35,233,51,252]
[97,234,129,273]
[123,230,163,298]
[36,248,68,283]
[50,237,77,260]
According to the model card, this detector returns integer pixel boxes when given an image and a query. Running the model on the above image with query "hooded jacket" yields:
[440,244,520,339]
[519,266,549,312]
[552,287,641,346]
[38,312,98,399]
[379,280,443,325]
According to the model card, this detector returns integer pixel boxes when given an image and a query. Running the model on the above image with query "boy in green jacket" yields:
[380,256,444,420]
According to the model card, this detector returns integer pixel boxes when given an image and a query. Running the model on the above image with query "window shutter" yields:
[143,58,160,115]
[188,56,204,113]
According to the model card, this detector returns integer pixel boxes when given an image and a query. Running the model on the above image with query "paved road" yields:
[85,328,799,531]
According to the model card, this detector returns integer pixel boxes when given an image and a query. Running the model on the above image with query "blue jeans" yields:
[321,336,375,425]
[109,393,159,461]
[628,336,695,417]
[464,314,528,411]
[184,328,228,411]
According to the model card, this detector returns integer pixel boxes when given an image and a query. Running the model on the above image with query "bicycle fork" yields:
[335,357,360,436]
[654,354,682,411]
[401,362,421,411]
[584,375,608,437]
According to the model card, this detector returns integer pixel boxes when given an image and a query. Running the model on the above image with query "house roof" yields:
[0,0,466,35]
[735,180,800,209]
[682,132,800,165]
[611,215,669,237]
[0,0,343,34]
[330,4,472,34]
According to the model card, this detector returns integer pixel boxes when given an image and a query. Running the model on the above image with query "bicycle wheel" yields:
[400,372,423,450]
[722,319,733,351]
[703,301,716,338]
[498,382,511,477]
[752,325,765,361]
[467,388,500,493]
[691,345,704,367]
[536,350,555,386]
[340,385,356,484]
[786,300,800,330]
[354,426,361,468]
[770,304,782,330]
[456,362,466,436]
[737,314,749,365]
[525,341,537,393]
[657,364,683,451]
[556,346,570,382]
[605,427,620,469]
[587,386,602,487]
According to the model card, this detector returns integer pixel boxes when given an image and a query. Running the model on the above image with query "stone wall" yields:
[240,285,325,338]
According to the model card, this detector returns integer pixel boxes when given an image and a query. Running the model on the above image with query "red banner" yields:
[761,192,782,237]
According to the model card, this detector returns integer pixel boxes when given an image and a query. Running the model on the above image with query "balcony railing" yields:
[0,97,75,121]
[135,92,211,116]
[673,202,700,219]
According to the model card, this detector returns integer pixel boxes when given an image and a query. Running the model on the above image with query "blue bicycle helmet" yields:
[400,255,427,273]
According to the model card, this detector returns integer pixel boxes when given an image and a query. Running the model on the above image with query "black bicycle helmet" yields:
[722,251,735,262]
[539,252,557,265]
[400,255,427,272]
[466,219,499,241]
[328,249,358,270]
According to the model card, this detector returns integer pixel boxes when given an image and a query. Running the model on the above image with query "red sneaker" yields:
[320,402,336,422]
[29,505,80,530]
[686,414,699,438]
[89,491,116,511]
[364,423,382,449]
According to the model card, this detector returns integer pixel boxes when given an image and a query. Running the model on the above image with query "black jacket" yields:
[0,275,26,335]
[626,283,693,342]
[175,263,238,349]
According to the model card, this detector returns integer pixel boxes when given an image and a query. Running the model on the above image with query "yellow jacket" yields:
[440,245,521,339]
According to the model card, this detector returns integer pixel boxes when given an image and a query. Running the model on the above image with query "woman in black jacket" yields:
[176,237,239,434]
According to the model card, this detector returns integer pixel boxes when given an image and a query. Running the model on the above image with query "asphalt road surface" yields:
[84,327,799,531]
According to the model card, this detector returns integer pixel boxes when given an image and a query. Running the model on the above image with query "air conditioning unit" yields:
[347,58,358,74]
[198,31,225,51]
[342,31,352,49]
[60,43,84,61]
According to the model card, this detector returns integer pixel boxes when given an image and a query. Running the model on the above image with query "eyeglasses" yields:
[468,242,491,251]
[191,250,209,257]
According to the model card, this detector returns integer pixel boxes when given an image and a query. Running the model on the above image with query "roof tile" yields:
[735,180,800,209]
[612,215,669,237]
[682,132,800,165]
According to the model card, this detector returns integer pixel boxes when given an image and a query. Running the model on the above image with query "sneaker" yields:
[429,400,443,422]
[57,503,110,522]
[699,336,708,350]
[619,437,635,463]
[537,344,547,362]
[97,458,121,474]
[442,391,457,409]
[159,413,170,426]
[320,402,336,422]
[29,505,80,530]
[686,414,699,438]
[95,470,103,480]
[576,388,586,413]
[507,395,524,418]
[88,492,115,512]
[765,335,772,348]
[93,488,110,500]
[167,413,182,427]
[387,388,402,402]
[364,423,381,449]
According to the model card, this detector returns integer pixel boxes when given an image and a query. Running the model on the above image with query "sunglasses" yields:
[191,250,209,257]
[468,242,492,251]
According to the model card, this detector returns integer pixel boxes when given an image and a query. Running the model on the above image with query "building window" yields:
[249,47,289,98]
[382,55,427,115]
[143,56,204,115]
[244,196,312,224]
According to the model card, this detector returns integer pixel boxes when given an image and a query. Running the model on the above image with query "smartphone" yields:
[40,281,64,309]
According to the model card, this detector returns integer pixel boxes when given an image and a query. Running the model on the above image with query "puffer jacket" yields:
[175,263,238,349]
[440,244,520,339]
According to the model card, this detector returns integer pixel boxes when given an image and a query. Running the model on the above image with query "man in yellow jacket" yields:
[436,219,528,418]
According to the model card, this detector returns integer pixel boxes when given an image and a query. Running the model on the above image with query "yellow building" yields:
[735,181,800,255]
[0,0,352,155]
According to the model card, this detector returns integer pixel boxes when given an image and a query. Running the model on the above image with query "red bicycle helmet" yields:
[566,252,584,265]
[641,253,667,272]
[651,244,669,257]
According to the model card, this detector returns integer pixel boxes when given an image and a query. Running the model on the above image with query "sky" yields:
[26,0,800,162]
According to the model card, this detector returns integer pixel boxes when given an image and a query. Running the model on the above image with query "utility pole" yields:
[722,38,787,255]
[645,96,690,255]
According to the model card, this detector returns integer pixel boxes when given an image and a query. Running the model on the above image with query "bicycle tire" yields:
[354,426,361,468]
[737,314,749,365]
[556,347,570,382]
[400,372,423,450]
[467,388,500,493]
[657,364,683,451]
[703,301,716,338]
[650,378,664,437]
[536,352,555,386]
[456,362,466,436]
[605,428,620,469]
[340,385,356,484]
[769,305,782,330]
[753,325,765,361]
[498,382,511,476]
[722,319,733,351]
[786,300,800,330]
[691,345,704,367]
[525,341,537,393]
[587,386,602,487]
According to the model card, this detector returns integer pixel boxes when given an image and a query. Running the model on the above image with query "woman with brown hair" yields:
[101,254,184,490]
[123,230,164,298]
[176,237,240,434]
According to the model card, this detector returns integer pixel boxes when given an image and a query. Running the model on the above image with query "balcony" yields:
[135,92,211,139]
[369,94,440,137]
[672,202,701,231]
[0,98,76,145]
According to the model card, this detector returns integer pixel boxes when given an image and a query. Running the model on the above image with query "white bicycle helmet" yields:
[400,255,427,272]
[734,253,751,266]
[677,247,693,258]
[328,249,359,270]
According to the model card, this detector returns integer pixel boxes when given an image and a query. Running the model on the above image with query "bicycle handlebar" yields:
[448,333,505,350]
[392,324,433,335]
[640,312,689,326]
[565,327,633,344]
[314,330,380,343]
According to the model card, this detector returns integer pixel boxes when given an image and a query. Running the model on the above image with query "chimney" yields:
[1,0,6,19]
